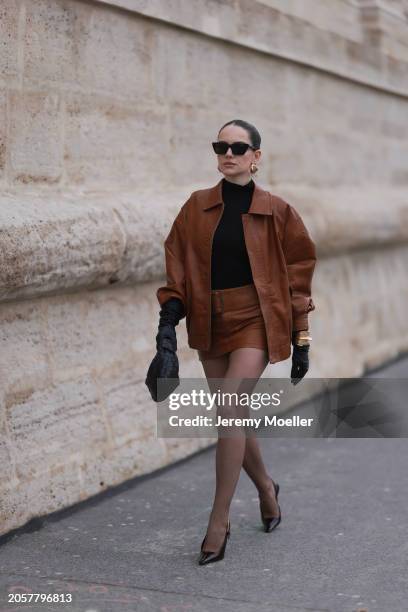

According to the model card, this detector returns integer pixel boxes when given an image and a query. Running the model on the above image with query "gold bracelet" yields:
[294,331,312,346]
[295,339,312,346]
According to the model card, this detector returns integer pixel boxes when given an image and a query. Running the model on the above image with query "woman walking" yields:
[146,119,316,565]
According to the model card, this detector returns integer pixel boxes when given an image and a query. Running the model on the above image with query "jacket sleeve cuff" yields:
[156,287,186,312]
[292,313,309,332]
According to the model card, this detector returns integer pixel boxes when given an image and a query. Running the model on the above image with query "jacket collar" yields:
[202,178,273,215]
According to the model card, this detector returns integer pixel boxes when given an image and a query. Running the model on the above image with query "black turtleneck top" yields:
[211,177,255,290]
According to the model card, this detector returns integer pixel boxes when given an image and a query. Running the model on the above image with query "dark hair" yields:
[218,119,261,150]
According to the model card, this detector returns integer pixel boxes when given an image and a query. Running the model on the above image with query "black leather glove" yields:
[290,331,310,386]
[145,298,185,402]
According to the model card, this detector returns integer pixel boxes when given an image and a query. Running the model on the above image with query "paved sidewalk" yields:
[0,355,407,612]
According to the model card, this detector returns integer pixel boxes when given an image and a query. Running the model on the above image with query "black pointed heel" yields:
[198,519,231,566]
[260,480,281,533]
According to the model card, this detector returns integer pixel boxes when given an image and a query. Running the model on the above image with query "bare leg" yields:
[199,347,271,552]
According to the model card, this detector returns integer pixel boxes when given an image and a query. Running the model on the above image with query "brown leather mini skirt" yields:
[197,283,269,361]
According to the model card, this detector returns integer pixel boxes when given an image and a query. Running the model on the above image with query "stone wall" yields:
[1,0,407,535]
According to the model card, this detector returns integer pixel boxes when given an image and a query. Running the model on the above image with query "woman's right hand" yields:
[145,298,185,402]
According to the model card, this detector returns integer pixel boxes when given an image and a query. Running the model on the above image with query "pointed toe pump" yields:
[198,520,231,566]
[260,480,281,533]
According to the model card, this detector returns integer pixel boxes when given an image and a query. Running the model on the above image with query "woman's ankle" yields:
[257,475,275,496]
[208,511,229,529]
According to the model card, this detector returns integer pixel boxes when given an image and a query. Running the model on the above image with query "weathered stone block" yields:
[0,89,6,180]
[64,93,168,188]
[7,376,111,480]
[8,90,63,183]
[0,300,51,393]
[0,1,21,81]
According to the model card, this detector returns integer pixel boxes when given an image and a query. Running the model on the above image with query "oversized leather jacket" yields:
[156,178,316,364]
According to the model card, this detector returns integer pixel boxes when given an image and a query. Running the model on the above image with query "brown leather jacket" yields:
[156,178,317,364]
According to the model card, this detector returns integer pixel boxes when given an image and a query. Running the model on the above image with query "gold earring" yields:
[250,162,258,174]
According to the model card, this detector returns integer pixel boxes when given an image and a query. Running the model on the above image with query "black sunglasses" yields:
[212,141,257,155]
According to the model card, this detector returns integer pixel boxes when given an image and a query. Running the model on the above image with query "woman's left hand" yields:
[290,343,310,385]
